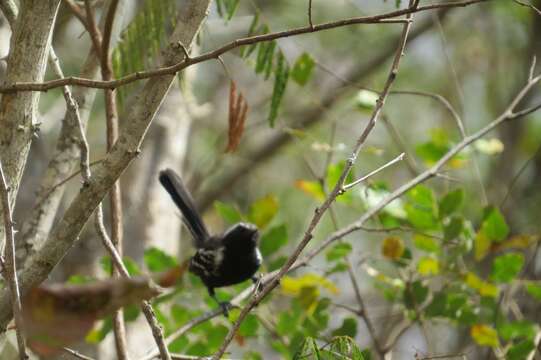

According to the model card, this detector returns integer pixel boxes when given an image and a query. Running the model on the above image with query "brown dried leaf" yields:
[22,275,161,357]
[153,261,189,288]
[226,80,249,153]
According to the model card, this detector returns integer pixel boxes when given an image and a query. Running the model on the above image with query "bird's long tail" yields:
[159,169,209,247]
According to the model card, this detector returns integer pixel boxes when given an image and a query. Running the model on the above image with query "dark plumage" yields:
[158,169,262,313]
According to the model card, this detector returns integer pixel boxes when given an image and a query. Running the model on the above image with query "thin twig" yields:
[210,2,419,358]
[0,159,27,359]
[62,347,96,360]
[93,0,128,357]
[82,0,103,58]
[0,0,488,94]
[346,260,384,357]
[308,0,314,29]
[381,115,419,176]
[514,0,541,16]
[63,0,90,31]
[341,152,405,192]
[500,143,541,207]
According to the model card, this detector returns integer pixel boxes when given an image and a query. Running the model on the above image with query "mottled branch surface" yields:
[0,0,61,249]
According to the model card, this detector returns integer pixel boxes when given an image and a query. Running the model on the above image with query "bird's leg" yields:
[208,287,232,317]
[251,274,263,294]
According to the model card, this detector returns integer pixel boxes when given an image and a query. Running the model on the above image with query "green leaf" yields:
[331,317,358,337]
[413,234,440,253]
[415,141,448,165]
[243,351,263,360]
[491,253,524,283]
[268,256,287,272]
[144,247,178,272]
[224,0,240,20]
[326,242,352,262]
[207,324,229,350]
[248,195,278,229]
[425,292,447,317]
[498,320,537,341]
[256,41,276,74]
[291,52,315,86]
[444,216,464,241]
[439,189,464,218]
[214,201,243,225]
[268,51,289,127]
[480,206,509,242]
[404,281,429,309]
[293,337,320,360]
[507,340,535,360]
[260,224,288,257]
[525,282,541,301]
[405,185,438,230]
[325,336,365,359]
[239,314,260,337]
[475,206,509,260]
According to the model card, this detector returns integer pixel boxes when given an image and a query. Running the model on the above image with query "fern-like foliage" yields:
[293,336,368,360]
[217,4,316,127]
[112,0,177,105]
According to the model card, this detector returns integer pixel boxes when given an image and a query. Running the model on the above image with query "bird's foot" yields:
[219,301,233,318]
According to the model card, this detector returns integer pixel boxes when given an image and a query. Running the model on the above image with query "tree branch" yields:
[0,0,489,94]
[0,159,27,358]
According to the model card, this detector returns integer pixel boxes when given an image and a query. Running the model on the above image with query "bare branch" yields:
[62,347,96,360]
[0,159,27,359]
[341,152,405,192]
[0,0,488,94]
[346,261,384,357]
[308,0,314,29]
[514,0,541,16]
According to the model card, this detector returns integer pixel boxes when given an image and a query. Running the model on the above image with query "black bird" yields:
[158,169,262,314]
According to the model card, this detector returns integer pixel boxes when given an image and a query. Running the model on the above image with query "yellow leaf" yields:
[382,236,405,260]
[471,324,500,347]
[491,234,539,253]
[479,282,499,298]
[281,273,339,297]
[418,257,439,275]
[294,180,325,201]
[465,272,499,298]
[475,232,491,261]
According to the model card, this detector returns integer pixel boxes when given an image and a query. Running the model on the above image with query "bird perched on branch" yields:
[159,169,262,314]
